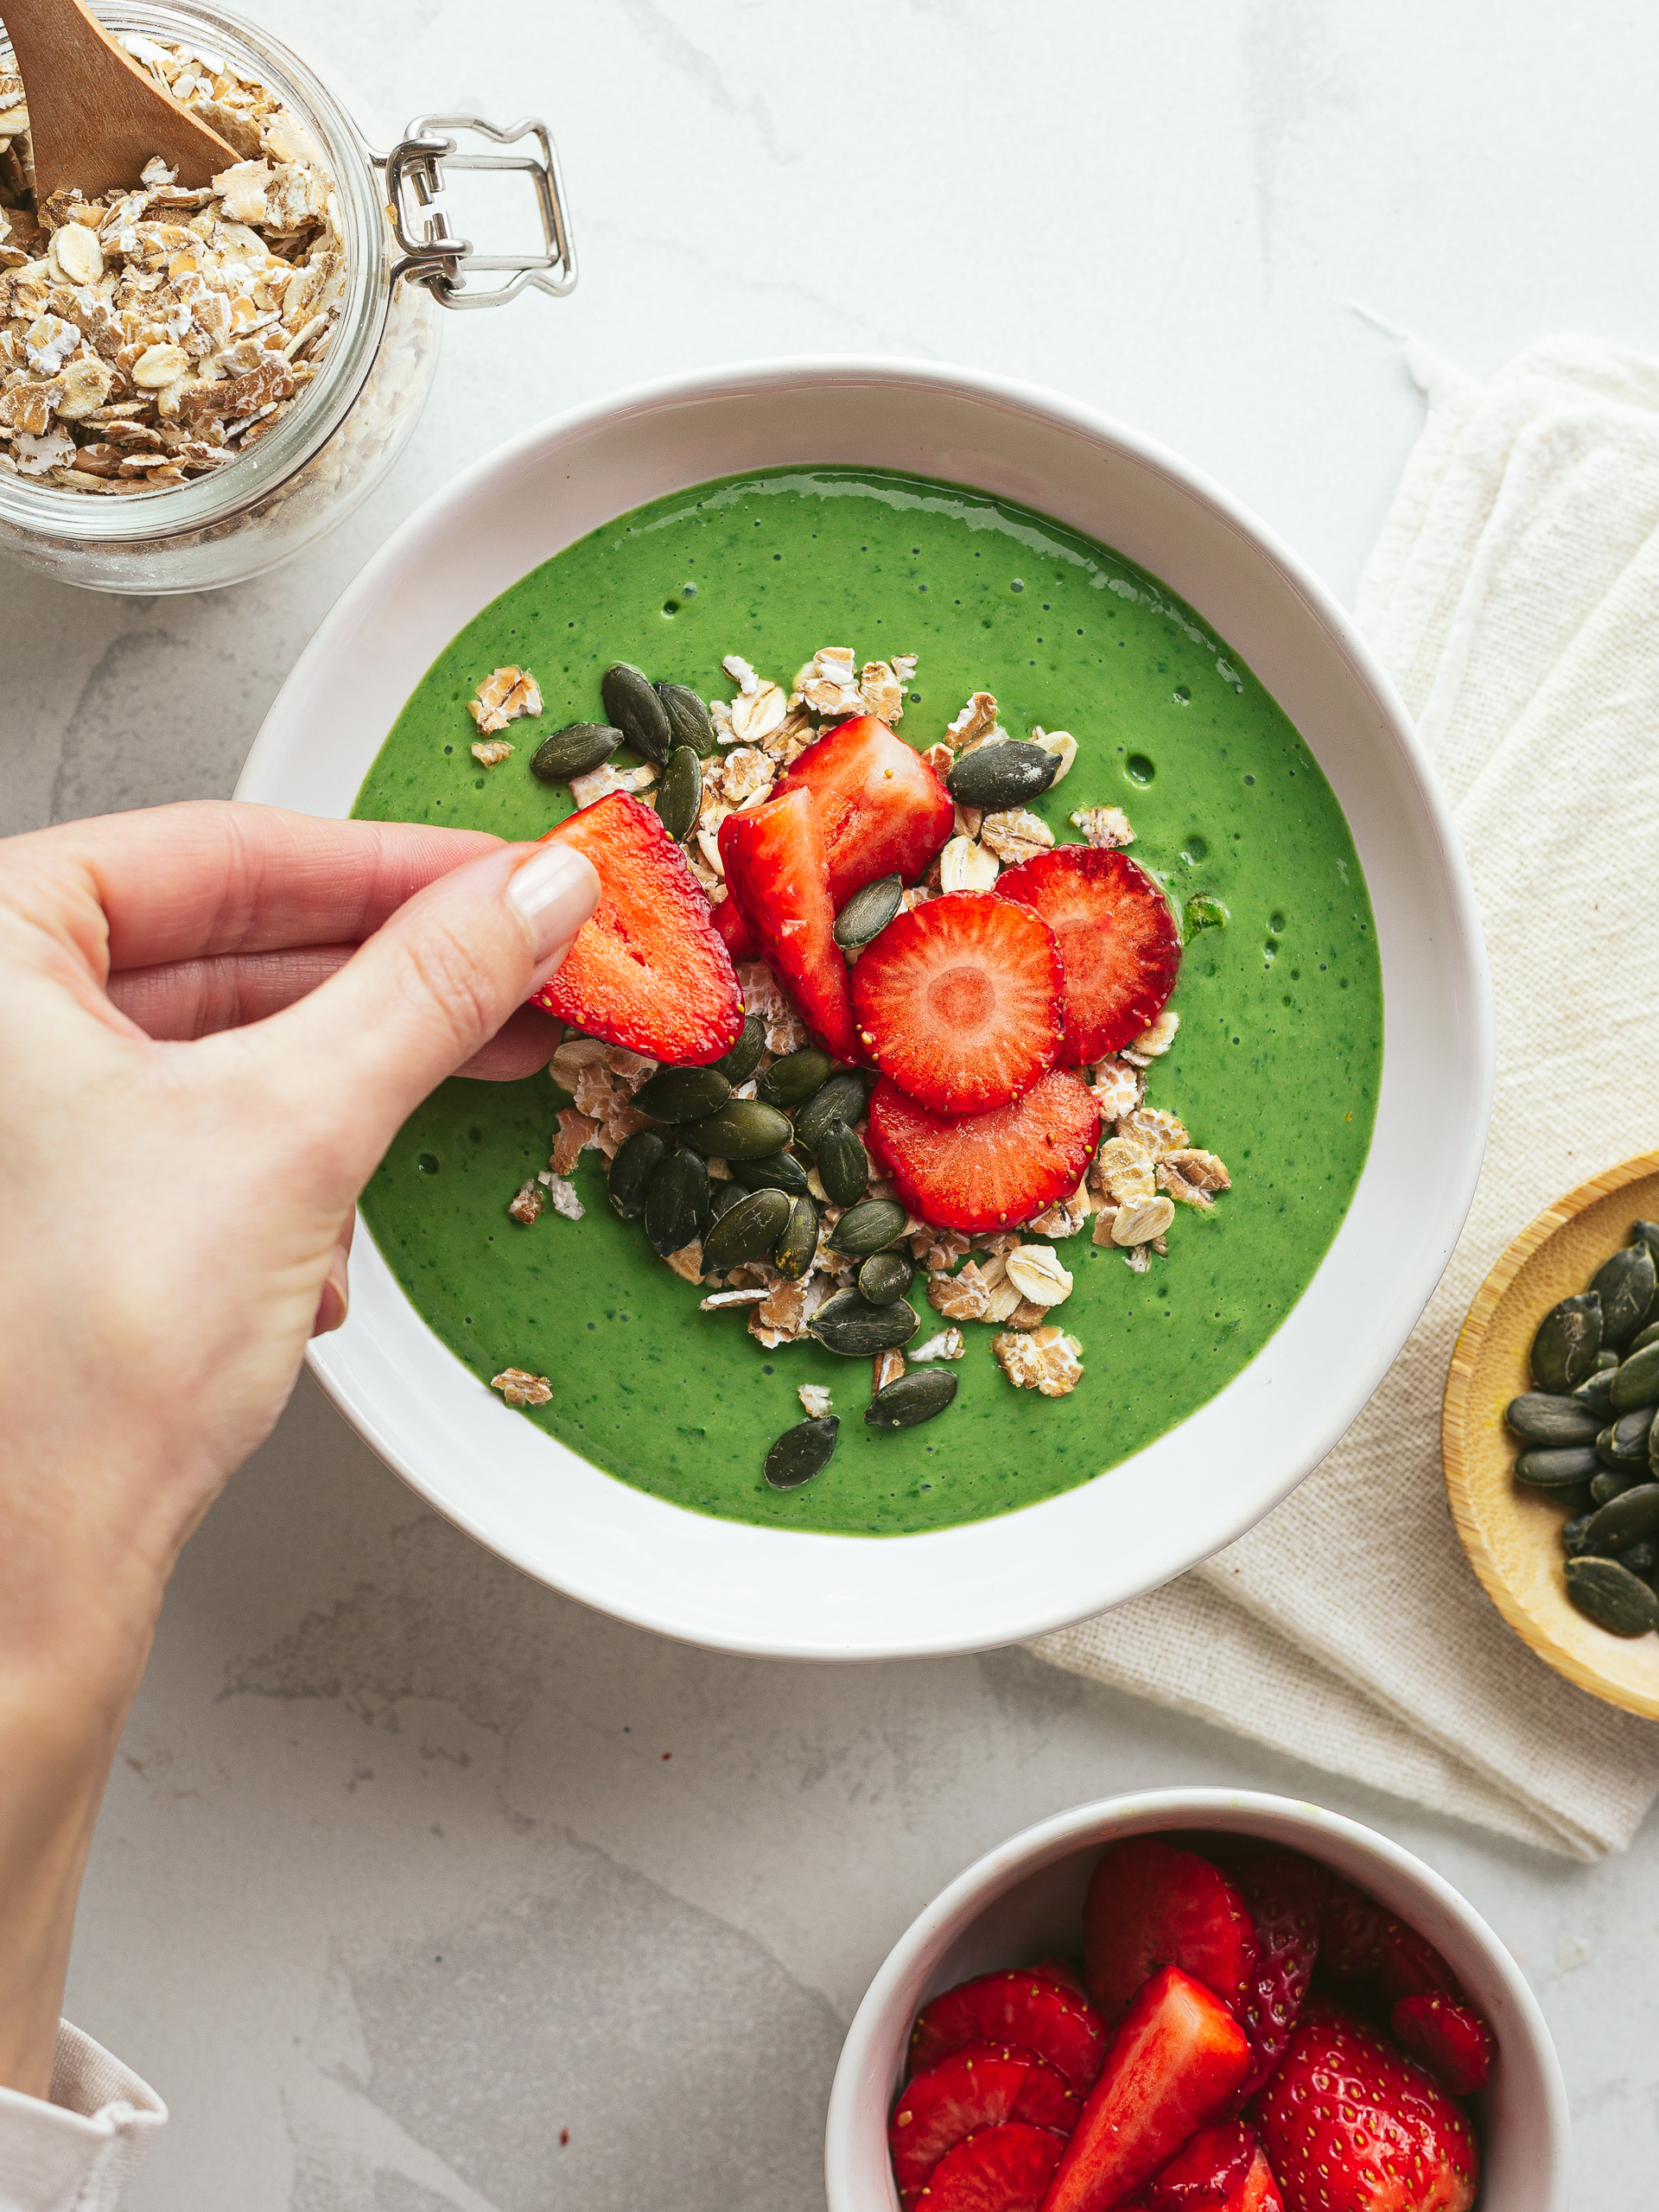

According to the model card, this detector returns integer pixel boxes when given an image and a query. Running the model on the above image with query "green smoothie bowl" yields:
[236,359,1491,1659]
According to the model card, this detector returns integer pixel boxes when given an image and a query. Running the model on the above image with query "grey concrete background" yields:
[4,0,1657,2202]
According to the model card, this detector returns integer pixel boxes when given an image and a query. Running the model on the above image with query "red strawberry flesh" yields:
[924,2122,1070,2212]
[1232,1853,1328,2101]
[852,890,1063,1114]
[998,844,1180,1063]
[890,2044,1080,2198]
[1146,2121,1256,2211]
[531,792,742,1063]
[1316,1880,1460,2007]
[1039,1965,1251,2212]
[771,713,954,903]
[867,1068,1099,1235]
[908,1968,1109,2095]
[711,887,758,963]
[1229,2147,1284,2212]
[719,785,859,1060]
[1083,1838,1258,2028]
[1389,1993,1493,2097]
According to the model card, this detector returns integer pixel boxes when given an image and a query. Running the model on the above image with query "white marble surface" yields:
[5,0,1658,2202]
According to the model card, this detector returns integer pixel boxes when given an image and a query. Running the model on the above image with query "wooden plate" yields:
[1443,1152,1659,1717]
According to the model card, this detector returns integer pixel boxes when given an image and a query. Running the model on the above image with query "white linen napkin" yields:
[1030,336,1659,1860]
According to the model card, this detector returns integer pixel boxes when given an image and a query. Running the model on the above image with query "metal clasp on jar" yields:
[379,115,575,309]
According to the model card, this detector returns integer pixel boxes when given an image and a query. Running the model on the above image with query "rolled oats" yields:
[1070,806,1135,849]
[1094,1135,1158,1202]
[796,645,864,719]
[980,809,1055,864]
[1132,1009,1180,1058]
[928,1260,991,1322]
[491,1368,552,1408]
[470,666,542,733]
[909,1327,965,1362]
[993,1326,1084,1397]
[1166,1147,1230,1192]
[859,659,904,721]
[923,741,955,780]
[1124,1244,1152,1274]
[1027,1190,1090,1240]
[945,691,1000,752]
[730,680,787,746]
[1004,1244,1074,1307]
[664,1239,704,1283]
[1112,1194,1175,1247]
[939,834,999,893]
[1032,727,1077,782]
[1089,1058,1143,1123]
[1118,1107,1189,1157]
[470,738,514,768]
[721,745,775,805]
[546,1173,584,1222]
[549,1034,607,1082]
[507,1178,546,1225]
[872,1348,906,1394]
[721,652,760,695]
[798,1382,833,1418]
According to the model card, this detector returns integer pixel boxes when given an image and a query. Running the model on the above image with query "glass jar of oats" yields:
[0,0,574,594]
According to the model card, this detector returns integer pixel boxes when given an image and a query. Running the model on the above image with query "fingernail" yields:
[310,1253,350,1338]
[509,844,600,963]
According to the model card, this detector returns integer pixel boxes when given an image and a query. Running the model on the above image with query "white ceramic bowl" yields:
[237,358,1492,1660]
[824,1788,1567,2212]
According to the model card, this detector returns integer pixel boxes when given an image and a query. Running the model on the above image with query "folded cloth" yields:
[0,2024,166,2212]
[1031,336,1659,1861]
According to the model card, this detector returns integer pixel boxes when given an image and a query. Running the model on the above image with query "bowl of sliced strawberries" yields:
[826,1789,1566,2212]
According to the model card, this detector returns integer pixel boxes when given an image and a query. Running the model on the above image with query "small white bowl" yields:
[237,358,1492,1660]
[825,1788,1567,2212]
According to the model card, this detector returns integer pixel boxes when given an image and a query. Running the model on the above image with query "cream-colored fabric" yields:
[0,2024,166,2212]
[1032,336,1659,1860]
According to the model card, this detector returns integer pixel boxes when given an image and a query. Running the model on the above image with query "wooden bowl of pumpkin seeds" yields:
[1443,1151,1659,1719]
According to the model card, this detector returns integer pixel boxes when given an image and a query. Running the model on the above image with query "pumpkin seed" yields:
[1183,896,1230,940]
[1633,1219,1659,1259]
[1596,1349,1621,1370]
[708,1179,748,1222]
[1620,1538,1657,1577]
[1562,1510,1597,1555]
[683,1099,793,1160]
[1611,1339,1659,1413]
[865,1368,958,1428]
[809,1289,921,1358]
[713,1015,766,1086]
[531,721,623,783]
[1597,1408,1656,1469]
[1591,1469,1642,1506]
[730,1149,810,1197]
[657,682,717,755]
[758,1048,833,1109]
[834,874,904,950]
[857,1250,913,1305]
[607,1128,667,1219]
[1573,1367,1622,1419]
[1628,1319,1659,1359]
[702,1186,791,1268]
[1583,1481,1659,1554]
[1529,1291,1603,1392]
[1506,1393,1601,1447]
[827,1198,909,1257]
[794,1071,870,1152]
[1514,1445,1602,1491]
[773,1194,819,1280]
[945,740,1061,810]
[1591,1242,1657,1351]
[764,1416,839,1490]
[657,747,703,842]
[817,1119,871,1208]
[601,662,672,763]
[1564,1555,1659,1637]
[645,1147,709,1256]
[633,1065,730,1123]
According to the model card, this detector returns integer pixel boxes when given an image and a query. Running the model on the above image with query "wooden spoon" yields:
[0,0,238,201]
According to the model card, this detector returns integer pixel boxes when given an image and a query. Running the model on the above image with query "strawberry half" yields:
[719,785,858,1060]
[770,713,954,903]
[852,891,1063,1114]
[868,1069,1100,1234]
[998,845,1181,1064]
[1232,1853,1328,2102]
[890,2044,1081,2200]
[1389,1993,1494,2097]
[711,887,758,963]
[924,2122,1070,2212]
[908,1969,1109,2096]
[1083,1838,1259,2028]
[1146,2120,1255,2211]
[1229,2148,1284,2212]
[1316,1882,1460,2007]
[532,793,742,1063]
[1257,2000,1478,2212]
[1039,1966,1252,2212]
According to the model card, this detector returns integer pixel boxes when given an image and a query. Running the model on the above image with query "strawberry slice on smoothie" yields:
[771,712,954,902]
[720,785,859,1061]
[998,845,1181,1064]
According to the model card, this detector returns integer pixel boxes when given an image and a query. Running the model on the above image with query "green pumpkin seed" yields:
[730,1149,810,1197]
[817,1119,871,1208]
[1561,1510,1597,1556]
[1564,1555,1659,1637]
[713,1015,766,1086]
[683,1099,793,1160]
[865,1368,958,1428]
[758,1048,833,1109]
[1583,1481,1659,1554]
[601,662,672,763]
[1515,1445,1602,1491]
[1598,1408,1656,1469]
[531,721,623,784]
[1596,1349,1621,1370]
[1591,1243,1657,1351]
[764,1416,839,1490]
[827,1198,909,1258]
[657,682,717,755]
[1530,1292,1603,1393]
[794,1071,870,1152]
[1633,1219,1659,1259]
[1620,1537,1658,1577]
[702,1186,791,1269]
[645,1147,709,1257]
[632,1065,731,1124]
[857,1250,913,1305]
[657,747,703,842]
[1506,1393,1601,1447]
[607,1128,667,1219]
[1573,1368,1622,1419]
[1591,1469,1642,1506]
[1611,1339,1659,1413]
[773,1194,819,1281]
[708,1179,748,1222]
[945,740,1061,810]
[1182,896,1230,941]
[809,1289,921,1358]
[1628,1319,1659,1360]
[834,874,904,950]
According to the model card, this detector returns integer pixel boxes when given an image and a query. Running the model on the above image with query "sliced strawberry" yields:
[924,2123,1070,2212]
[998,845,1181,1063]
[532,793,742,1063]
[1083,1838,1258,2028]
[1228,2148,1283,2212]
[719,785,858,1060]
[852,890,1063,1114]
[710,887,758,963]
[890,2045,1081,2199]
[1256,1999,1478,2212]
[771,714,954,903]
[908,1969,1109,2095]
[868,1069,1099,1234]
[1028,1957,1090,2001]
[1039,1966,1252,2212]
[1389,1993,1494,2097]
[1233,1854,1328,2102]
[1316,1882,1459,2007]
[1146,2120,1255,2210]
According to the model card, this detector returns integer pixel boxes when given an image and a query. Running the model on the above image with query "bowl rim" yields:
[238,353,1494,1659]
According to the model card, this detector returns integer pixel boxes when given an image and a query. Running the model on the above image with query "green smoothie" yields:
[351,467,1381,1535]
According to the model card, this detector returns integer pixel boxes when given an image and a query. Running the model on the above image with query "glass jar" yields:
[0,0,574,594]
